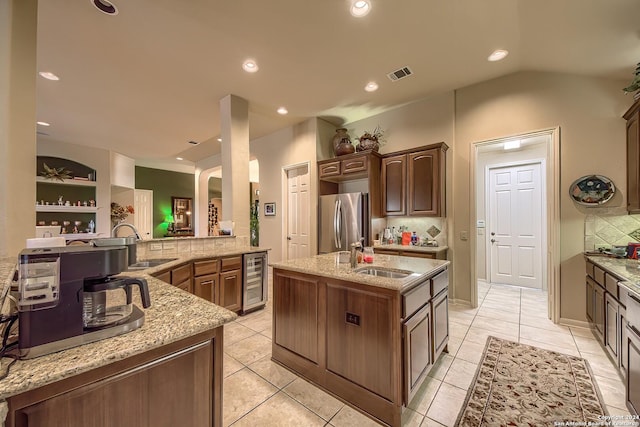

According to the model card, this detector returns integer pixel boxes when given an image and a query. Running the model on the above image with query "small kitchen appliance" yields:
[17,245,151,358]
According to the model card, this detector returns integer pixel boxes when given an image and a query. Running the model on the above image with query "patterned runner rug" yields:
[455,336,608,427]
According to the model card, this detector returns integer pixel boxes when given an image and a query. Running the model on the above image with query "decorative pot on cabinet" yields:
[332,128,355,156]
[356,137,380,152]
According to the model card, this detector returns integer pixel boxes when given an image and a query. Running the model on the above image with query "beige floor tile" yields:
[328,405,383,426]
[476,306,520,323]
[283,377,344,421]
[408,377,442,415]
[455,339,487,365]
[260,327,273,339]
[442,358,478,391]
[482,295,521,307]
[449,303,478,315]
[519,314,570,333]
[421,417,448,427]
[231,392,325,427]
[594,375,627,409]
[586,354,623,381]
[223,353,244,378]
[223,368,278,426]
[225,322,258,347]
[606,405,636,418]
[225,333,272,365]
[426,382,467,427]
[237,310,272,333]
[248,355,297,389]
[519,325,577,350]
[569,326,597,339]
[464,326,518,346]
[428,354,454,381]
[471,316,520,336]
[402,408,425,427]
[480,299,520,313]
[519,306,550,318]
[518,338,581,357]
[449,321,470,339]
[448,310,475,327]
[574,336,608,356]
[446,337,462,357]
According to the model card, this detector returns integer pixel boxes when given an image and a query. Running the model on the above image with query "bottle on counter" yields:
[389,227,396,244]
[411,231,418,246]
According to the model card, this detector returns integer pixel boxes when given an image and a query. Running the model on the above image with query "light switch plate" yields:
[460,231,468,241]
[149,243,162,251]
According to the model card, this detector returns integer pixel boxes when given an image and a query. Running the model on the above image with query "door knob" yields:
[490,232,495,236]
[490,239,497,243]
[287,236,292,240]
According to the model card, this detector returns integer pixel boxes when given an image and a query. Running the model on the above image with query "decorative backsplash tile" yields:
[585,213,640,251]
[385,217,448,246]
[427,225,441,238]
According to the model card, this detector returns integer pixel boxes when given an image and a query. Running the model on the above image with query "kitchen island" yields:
[270,253,450,427]
[0,245,266,427]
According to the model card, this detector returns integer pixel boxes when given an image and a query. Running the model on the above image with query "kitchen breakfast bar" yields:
[270,253,450,427]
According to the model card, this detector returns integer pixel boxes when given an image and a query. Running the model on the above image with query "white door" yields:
[286,165,310,260]
[134,189,153,240]
[489,163,542,288]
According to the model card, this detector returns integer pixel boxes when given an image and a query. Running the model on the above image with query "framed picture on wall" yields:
[264,202,276,216]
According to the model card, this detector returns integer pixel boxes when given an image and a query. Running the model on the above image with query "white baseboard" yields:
[558,317,590,328]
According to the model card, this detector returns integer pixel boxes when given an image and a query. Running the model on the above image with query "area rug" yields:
[455,336,607,427]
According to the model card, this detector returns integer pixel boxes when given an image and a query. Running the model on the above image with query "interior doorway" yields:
[471,128,560,322]
[284,163,310,260]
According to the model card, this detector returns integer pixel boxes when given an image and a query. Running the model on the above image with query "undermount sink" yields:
[127,258,178,271]
[355,266,413,279]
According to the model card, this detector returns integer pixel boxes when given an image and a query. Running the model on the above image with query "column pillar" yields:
[0,0,37,257]
[219,95,250,239]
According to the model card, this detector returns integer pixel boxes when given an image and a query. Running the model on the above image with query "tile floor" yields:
[222,279,635,426]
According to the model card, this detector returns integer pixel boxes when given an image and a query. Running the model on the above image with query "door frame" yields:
[470,127,560,323]
[281,161,312,261]
[485,159,546,290]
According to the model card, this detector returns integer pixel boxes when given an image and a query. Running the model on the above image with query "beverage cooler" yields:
[242,251,268,313]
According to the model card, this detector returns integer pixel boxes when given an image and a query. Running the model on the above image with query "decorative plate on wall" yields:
[569,175,616,205]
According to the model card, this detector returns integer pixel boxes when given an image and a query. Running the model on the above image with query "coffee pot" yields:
[83,276,151,329]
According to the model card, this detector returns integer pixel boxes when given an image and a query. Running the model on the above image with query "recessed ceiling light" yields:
[504,140,520,150]
[488,49,509,62]
[176,157,184,161]
[277,107,288,115]
[217,137,222,142]
[364,81,379,92]
[37,121,50,126]
[39,71,59,81]
[91,0,118,15]
[351,0,371,17]
[242,60,259,73]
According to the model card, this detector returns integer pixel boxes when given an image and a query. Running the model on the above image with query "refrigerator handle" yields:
[334,199,341,249]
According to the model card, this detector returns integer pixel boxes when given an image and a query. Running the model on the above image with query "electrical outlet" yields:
[460,231,468,241]
[149,243,162,251]
[162,242,176,251]
[345,312,360,326]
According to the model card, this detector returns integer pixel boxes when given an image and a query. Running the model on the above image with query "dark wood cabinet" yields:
[381,155,406,216]
[594,282,605,343]
[381,143,447,217]
[403,303,431,404]
[432,288,448,360]
[627,324,640,416]
[606,292,620,360]
[219,256,242,312]
[374,247,446,260]
[194,274,217,303]
[7,330,223,427]
[171,263,193,294]
[625,99,640,213]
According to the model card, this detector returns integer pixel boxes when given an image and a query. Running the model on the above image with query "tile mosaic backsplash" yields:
[384,217,448,246]
[584,212,640,251]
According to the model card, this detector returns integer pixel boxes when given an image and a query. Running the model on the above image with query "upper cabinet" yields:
[382,143,448,217]
[626,99,640,213]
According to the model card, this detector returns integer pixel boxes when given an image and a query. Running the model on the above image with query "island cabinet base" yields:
[272,269,407,427]
[6,328,224,427]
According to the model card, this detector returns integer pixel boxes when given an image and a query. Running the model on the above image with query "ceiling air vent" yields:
[387,66,413,82]
[188,140,199,145]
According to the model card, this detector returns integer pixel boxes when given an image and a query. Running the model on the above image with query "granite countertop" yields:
[584,255,640,296]
[270,252,449,292]
[0,246,269,400]
[374,244,448,254]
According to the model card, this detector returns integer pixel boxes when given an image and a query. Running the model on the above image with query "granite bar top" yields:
[270,252,449,292]
[584,255,640,297]
[0,246,269,401]
[373,244,448,254]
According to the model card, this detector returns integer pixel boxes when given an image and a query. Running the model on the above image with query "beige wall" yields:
[0,0,37,258]
[454,71,629,322]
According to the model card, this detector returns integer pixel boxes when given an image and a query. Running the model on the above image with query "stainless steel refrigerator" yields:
[318,193,369,254]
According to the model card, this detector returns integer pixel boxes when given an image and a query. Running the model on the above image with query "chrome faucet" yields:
[112,222,142,240]
[350,243,360,268]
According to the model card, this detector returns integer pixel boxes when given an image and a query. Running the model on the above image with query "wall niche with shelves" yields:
[36,156,98,237]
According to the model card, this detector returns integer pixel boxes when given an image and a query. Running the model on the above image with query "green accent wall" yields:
[135,166,195,238]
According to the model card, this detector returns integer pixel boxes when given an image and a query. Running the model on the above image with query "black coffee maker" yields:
[17,245,151,358]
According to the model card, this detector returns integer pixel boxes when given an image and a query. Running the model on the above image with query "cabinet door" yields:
[586,277,595,322]
[621,306,628,378]
[605,293,619,360]
[154,270,171,284]
[403,303,432,405]
[194,273,217,303]
[326,282,394,401]
[219,270,241,312]
[403,251,435,259]
[594,284,605,343]
[171,263,192,291]
[408,149,441,216]
[341,155,367,175]
[318,160,341,179]
[627,110,640,213]
[14,341,214,427]
[382,155,406,216]
[432,290,448,360]
[627,325,640,416]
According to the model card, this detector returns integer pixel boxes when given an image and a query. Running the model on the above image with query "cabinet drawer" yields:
[154,270,171,283]
[403,280,431,319]
[193,259,219,276]
[586,260,595,279]
[171,263,191,285]
[175,279,192,293]
[221,256,242,272]
[594,265,606,287]
[374,248,400,256]
[431,269,448,296]
[319,161,341,178]
[342,157,367,174]
[403,251,435,259]
[605,273,620,299]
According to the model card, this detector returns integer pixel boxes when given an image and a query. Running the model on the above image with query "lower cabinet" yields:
[586,277,595,322]
[627,324,640,416]
[432,289,449,360]
[194,274,217,303]
[219,256,242,312]
[594,282,606,344]
[403,303,431,404]
[605,293,620,361]
[171,263,193,294]
[7,331,223,427]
